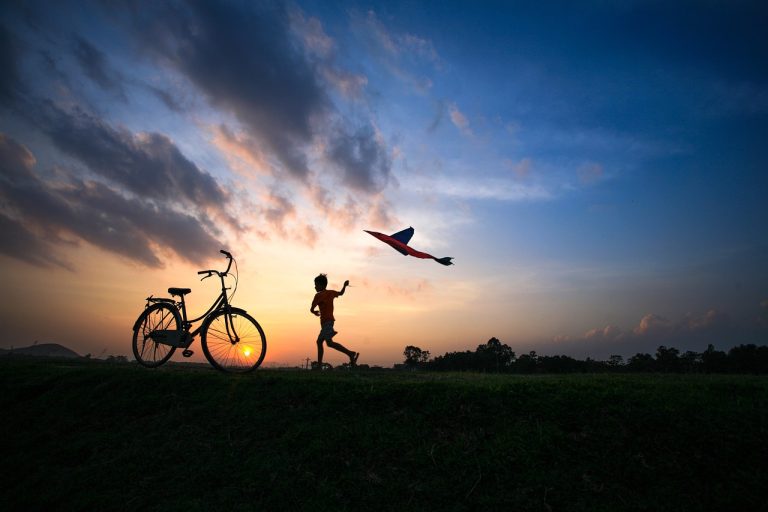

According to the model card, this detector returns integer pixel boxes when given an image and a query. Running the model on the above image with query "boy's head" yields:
[314,273,328,291]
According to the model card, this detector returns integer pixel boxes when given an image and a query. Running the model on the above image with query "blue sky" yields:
[1,0,766,364]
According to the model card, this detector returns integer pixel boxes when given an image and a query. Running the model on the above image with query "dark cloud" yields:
[117,1,392,193]
[121,0,328,180]
[73,35,126,98]
[0,211,71,269]
[0,24,21,103]
[28,102,229,218]
[326,124,391,193]
[0,133,225,268]
[145,83,183,112]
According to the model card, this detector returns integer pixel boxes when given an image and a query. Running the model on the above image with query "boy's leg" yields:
[316,334,324,366]
[326,339,358,365]
[325,339,353,357]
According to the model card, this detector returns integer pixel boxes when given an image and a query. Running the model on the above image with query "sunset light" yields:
[0,1,766,367]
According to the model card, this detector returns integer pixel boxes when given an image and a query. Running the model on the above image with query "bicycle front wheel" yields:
[201,309,266,373]
[132,303,180,367]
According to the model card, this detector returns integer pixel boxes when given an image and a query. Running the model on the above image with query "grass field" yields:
[1,358,767,511]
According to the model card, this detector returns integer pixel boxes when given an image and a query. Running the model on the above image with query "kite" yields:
[364,227,454,266]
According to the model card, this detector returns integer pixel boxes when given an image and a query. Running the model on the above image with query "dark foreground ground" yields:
[1,358,766,511]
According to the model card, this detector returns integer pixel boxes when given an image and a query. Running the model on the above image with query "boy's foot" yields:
[350,352,359,366]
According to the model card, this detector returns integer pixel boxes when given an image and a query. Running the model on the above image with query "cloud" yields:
[309,186,360,231]
[0,24,21,104]
[325,123,392,193]
[407,175,553,202]
[505,157,532,180]
[0,133,226,268]
[289,8,368,100]
[116,1,393,201]
[144,83,184,113]
[289,7,334,59]
[352,10,437,92]
[448,103,472,136]
[27,102,234,226]
[0,211,72,269]
[121,1,329,181]
[384,278,433,299]
[578,162,604,185]
[261,191,296,236]
[73,35,126,98]
[552,309,743,357]
[211,124,271,176]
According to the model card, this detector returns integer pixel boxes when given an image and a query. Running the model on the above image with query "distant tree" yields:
[655,345,680,372]
[539,354,583,373]
[701,344,728,373]
[428,350,475,371]
[627,353,654,372]
[403,346,430,368]
[424,341,768,374]
[679,351,701,373]
[728,344,768,374]
[514,351,539,373]
[475,337,515,372]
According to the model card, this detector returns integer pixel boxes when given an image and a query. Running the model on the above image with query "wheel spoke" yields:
[202,311,265,372]
[132,304,179,368]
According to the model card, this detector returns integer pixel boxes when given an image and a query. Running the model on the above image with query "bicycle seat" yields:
[168,287,192,296]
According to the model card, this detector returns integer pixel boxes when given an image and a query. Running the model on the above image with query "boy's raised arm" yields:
[339,280,350,296]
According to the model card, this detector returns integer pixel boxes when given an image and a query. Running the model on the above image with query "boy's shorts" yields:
[318,321,336,342]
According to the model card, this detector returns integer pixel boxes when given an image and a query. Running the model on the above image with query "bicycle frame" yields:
[177,273,232,340]
[144,264,241,349]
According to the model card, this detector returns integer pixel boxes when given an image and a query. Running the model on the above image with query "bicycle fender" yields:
[133,303,180,331]
[200,306,250,332]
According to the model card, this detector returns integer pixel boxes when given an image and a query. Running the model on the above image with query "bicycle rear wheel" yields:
[132,303,180,367]
[201,309,266,373]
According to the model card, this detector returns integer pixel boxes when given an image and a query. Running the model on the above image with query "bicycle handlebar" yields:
[197,250,234,279]
[220,249,233,274]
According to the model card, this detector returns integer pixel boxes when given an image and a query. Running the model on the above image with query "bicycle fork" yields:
[224,309,240,345]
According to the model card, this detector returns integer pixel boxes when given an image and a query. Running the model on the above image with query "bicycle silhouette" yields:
[131,250,266,373]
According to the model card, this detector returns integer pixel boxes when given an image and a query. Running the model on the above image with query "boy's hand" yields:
[311,309,320,316]
[344,280,350,287]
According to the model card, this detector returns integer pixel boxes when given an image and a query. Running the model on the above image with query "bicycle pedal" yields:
[182,350,194,358]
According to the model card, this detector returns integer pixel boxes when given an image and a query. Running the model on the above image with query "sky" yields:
[1,0,767,367]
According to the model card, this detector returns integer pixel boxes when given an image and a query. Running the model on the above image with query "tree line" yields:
[402,338,768,374]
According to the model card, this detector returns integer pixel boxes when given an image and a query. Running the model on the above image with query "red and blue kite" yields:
[364,227,454,266]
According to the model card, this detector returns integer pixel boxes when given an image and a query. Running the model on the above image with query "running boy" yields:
[310,274,359,368]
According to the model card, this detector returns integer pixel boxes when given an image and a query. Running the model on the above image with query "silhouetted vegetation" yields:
[2,358,767,511]
[413,339,768,374]
[402,345,430,368]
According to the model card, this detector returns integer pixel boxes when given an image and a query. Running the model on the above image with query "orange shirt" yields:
[312,290,340,323]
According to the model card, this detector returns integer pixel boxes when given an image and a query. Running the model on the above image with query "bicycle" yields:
[131,250,267,373]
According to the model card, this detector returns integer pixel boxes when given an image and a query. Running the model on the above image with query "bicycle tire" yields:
[132,302,181,367]
[201,309,266,373]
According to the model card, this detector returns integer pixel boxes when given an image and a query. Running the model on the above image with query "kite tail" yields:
[434,257,454,266]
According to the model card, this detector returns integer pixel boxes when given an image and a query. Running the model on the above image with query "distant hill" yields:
[0,343,81,359]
